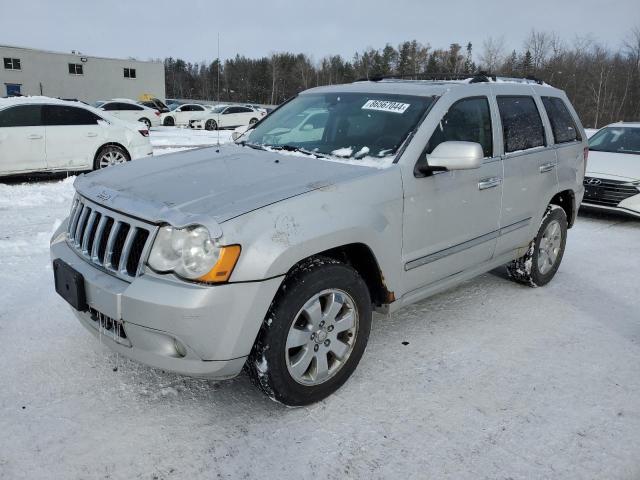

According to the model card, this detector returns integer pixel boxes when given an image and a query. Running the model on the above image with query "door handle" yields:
[27,134,43,140]
[539,162,556,173]
[478,177,502,190]
[86,132,98,137]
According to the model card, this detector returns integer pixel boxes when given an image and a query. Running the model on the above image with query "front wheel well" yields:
[310,243,394,307]
[549,190,576,228]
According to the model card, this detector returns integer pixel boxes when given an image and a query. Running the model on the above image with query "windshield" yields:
[245,92,433,160]
[210,106,226,113]
[169,103,181,111]
[589,127,640,155]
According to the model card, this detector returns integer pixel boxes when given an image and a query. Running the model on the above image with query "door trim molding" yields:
[404,217,531,271]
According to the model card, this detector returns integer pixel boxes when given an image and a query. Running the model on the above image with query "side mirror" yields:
[176,107,183,112]
[426,141,483,171]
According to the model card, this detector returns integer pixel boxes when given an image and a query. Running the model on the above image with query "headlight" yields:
[148,225,240,282]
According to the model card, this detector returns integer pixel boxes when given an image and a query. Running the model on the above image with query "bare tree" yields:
[479,36,505,72]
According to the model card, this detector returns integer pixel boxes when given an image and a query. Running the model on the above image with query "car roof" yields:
[603,122,640,129]
[302,77,562,98]
[0,95,89,110]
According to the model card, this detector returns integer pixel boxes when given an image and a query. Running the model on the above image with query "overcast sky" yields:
[3,0,639,63]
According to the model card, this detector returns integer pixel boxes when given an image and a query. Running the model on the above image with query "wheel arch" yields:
[549,189,576,228]
[284,243,395,308]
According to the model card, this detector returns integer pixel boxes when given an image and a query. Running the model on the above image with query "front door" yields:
[0,104,47,174]
[401,96,503,294]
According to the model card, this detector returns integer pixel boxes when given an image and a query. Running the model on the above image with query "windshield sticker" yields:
[362,99,410,114]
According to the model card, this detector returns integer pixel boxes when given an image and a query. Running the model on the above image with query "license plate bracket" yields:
[53,259,87,312]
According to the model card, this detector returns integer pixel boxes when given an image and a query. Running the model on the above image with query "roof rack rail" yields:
[354,72,545,85]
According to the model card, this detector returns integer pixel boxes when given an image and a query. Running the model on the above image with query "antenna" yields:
[216,32,221,151]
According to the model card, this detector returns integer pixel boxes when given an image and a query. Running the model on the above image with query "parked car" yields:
[50,77,586,406]
[0,96,152,176]
[189,105,265,130]
[97,100,161,128]
[139,97,170,114]
[160,103,208,127]
[581,122,640,217]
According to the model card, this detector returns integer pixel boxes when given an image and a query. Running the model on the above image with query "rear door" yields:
[0,105,46,174]
[493,92,558,256]
[44,105,103,170]
[220,106,241,127]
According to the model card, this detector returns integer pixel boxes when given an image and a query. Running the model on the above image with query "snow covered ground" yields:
[1,128,639,479]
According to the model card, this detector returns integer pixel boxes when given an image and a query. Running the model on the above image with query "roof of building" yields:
[0,44,162,64]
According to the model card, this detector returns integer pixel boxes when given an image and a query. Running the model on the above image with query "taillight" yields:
[155,110,160,116]
[139,129,149,137]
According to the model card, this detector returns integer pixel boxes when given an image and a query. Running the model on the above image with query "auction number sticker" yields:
[362,99,410,114]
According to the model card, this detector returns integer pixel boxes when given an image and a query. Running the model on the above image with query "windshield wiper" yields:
[241,142,267,151]
[266,145,329,159]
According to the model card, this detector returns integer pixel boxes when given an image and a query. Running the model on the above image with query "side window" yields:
[0,105,42,127]
[426,97,493,158]
[542,97,581,144]
[192,105,205,111]
[180,105,193,112]
[3,58,21,70]
[44,106,100,126]
[497,96,546,153]
[102,103,118,111]
[124,68,136,79]
[239,107,253,113]
[68,63,83,75]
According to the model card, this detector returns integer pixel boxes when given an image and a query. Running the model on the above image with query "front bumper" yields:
[50,223,283,379]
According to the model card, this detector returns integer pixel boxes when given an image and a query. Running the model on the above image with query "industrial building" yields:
[0,44,165,103]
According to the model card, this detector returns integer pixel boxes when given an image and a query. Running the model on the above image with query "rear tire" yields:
[247,257,372,406]
[205,119,217,131]
[138,117,151,128]
[93,145,130,170]
[163,116,175,126]
[507,205,567,287]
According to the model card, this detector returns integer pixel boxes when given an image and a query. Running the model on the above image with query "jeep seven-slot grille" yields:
[583,177,639,208]
[66,196,156,281]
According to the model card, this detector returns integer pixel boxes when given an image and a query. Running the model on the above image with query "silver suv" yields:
[51,76,587,405]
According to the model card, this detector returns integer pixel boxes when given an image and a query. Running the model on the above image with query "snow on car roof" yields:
[0,95,86,110]
[605,122,640,129]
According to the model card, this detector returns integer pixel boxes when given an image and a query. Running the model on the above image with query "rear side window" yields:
[101,103,117,111]
[542,97,581,144]
[497,96,545,153]
[426,97,493,158]
[44,105,101,126]
[0,105,42,127]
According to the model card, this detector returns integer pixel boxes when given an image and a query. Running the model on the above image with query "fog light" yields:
[174,339,187,358]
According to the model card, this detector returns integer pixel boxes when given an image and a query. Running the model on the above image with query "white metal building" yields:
[0,45,165,103]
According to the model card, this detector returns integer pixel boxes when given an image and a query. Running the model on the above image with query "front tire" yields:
[249,117,258,125]
[507,205,568,287]
[163,116,175,126]
[247,257,372,406]
[205,119,217,131]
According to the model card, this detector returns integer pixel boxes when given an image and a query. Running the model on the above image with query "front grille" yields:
[67,196,157,281]
[583,177,639,207]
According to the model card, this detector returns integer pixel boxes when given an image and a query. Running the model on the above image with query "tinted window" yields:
[0,105,42,127]
[542,97,581,144]
[426,97,493,157]
[118,103,143,111]
[101,102,117,111]
[497,96,546,153]
[192,105,205,111]
[44,105,101,126]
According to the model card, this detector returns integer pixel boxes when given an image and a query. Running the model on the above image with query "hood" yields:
[587,150,640,181]
[74,144,380,235]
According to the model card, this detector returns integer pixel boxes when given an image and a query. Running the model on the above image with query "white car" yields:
[97,100,161,128]
[0,96,153,176]
[189,105,265,130]
[160,103,208,127]
[583,122,640,218]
